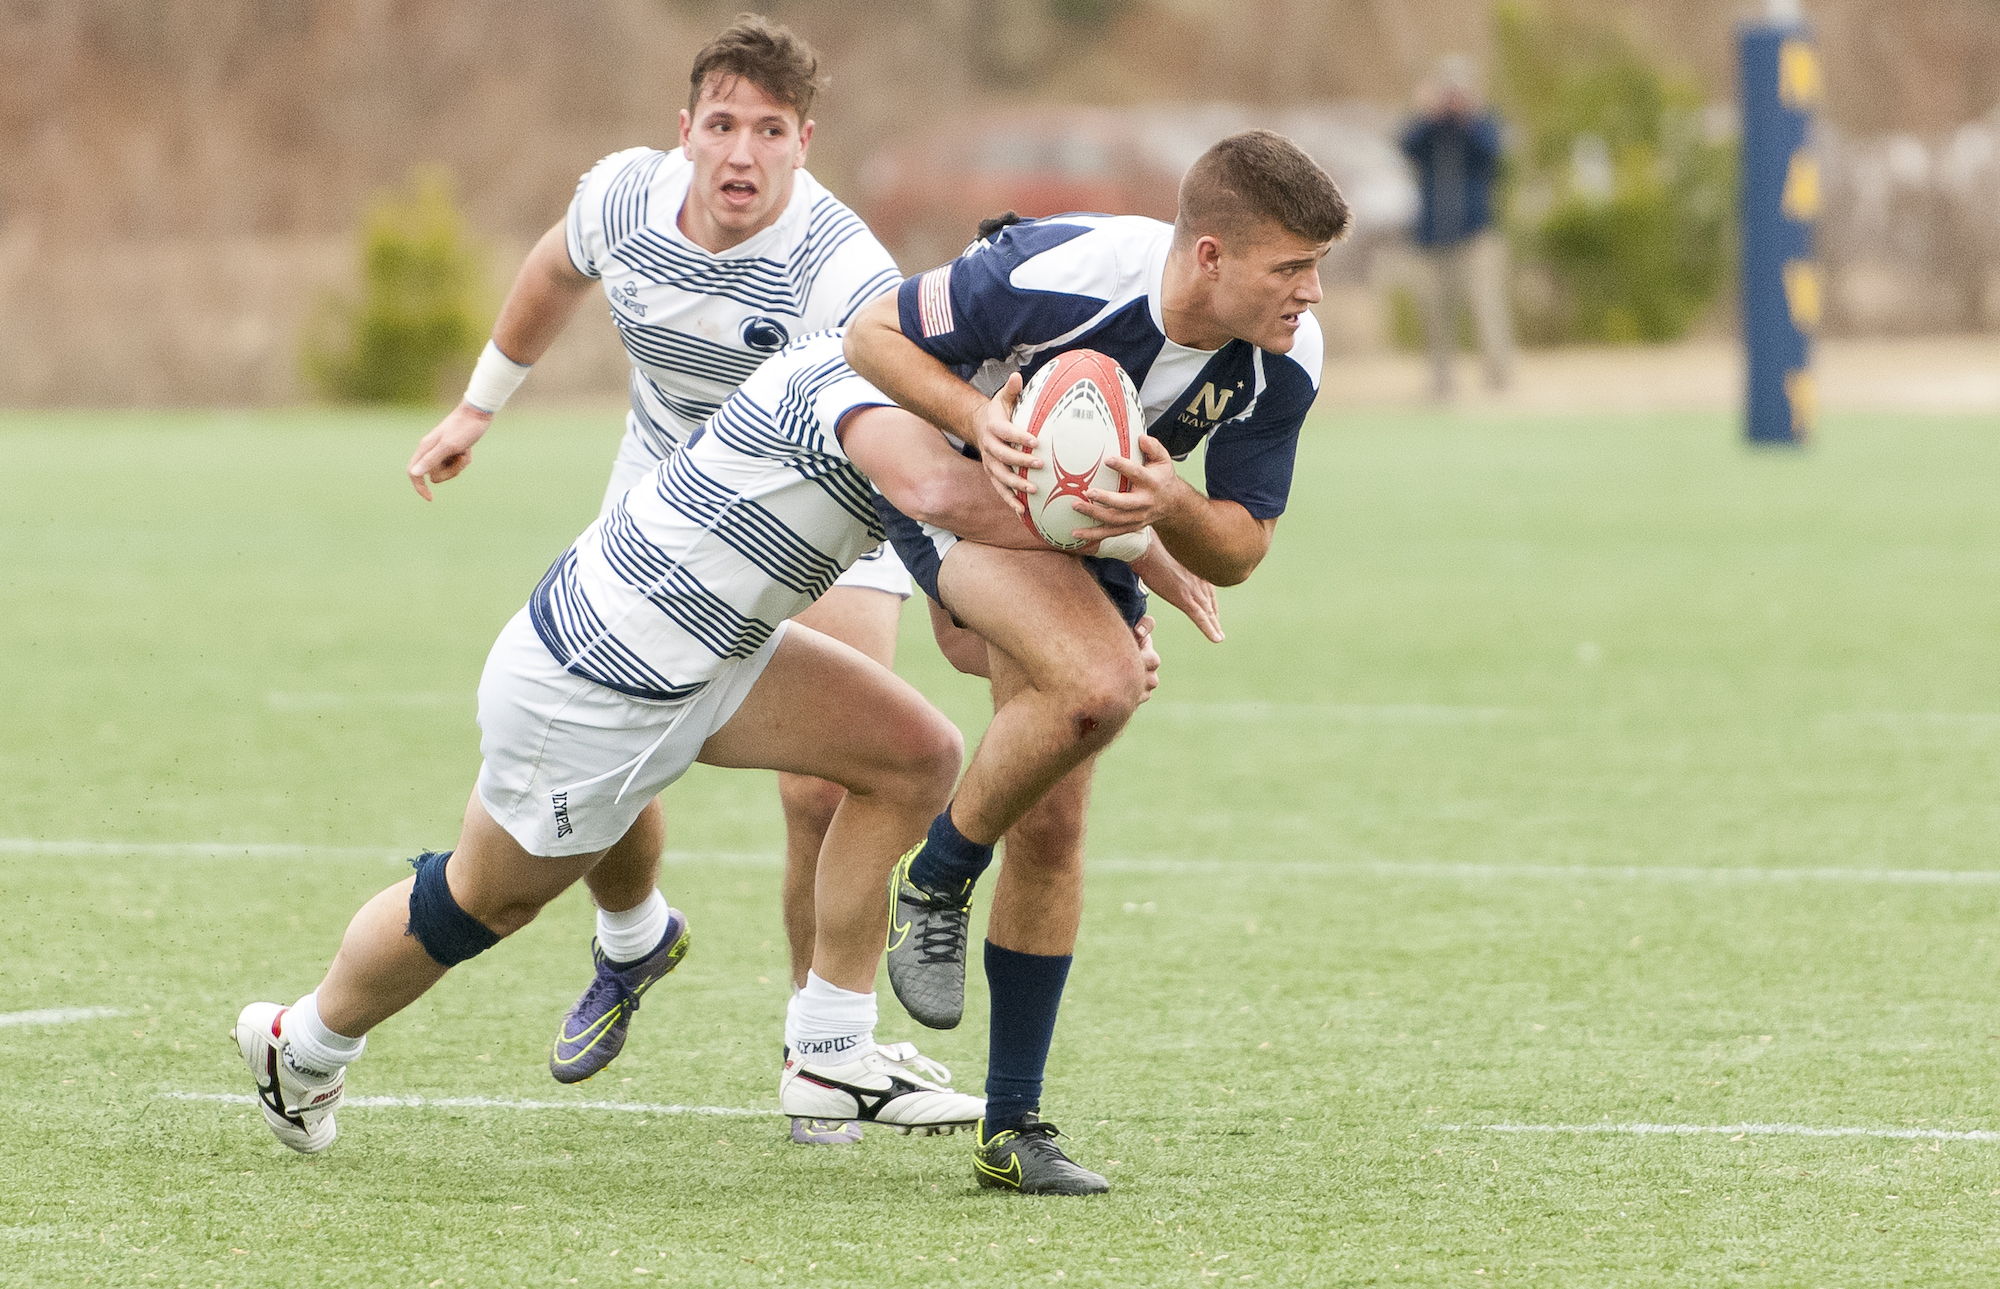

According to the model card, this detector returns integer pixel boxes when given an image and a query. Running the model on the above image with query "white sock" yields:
[596,889,669,964]
[784,971,877,1064]
[284,992,365,1081]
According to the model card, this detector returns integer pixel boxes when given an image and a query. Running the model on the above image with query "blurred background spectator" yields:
[1399,55,1514,398]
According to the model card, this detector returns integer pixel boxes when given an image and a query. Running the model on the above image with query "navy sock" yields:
[982,940,1073,1134]
[906,807,994,893]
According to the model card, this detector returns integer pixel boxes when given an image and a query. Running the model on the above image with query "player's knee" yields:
[778,771,845,834]
[899,709,965,795]
[1067,653,1147,740]
[404,850,504,965]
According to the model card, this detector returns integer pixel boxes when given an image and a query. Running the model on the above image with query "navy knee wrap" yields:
[405,850,500,967]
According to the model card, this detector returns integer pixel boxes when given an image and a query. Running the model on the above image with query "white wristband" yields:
[463,340,531,414]
[1093,528,1151,563]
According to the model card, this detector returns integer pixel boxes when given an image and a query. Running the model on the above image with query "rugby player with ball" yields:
[845,130,1348,1194]
[235,329,1105,1156]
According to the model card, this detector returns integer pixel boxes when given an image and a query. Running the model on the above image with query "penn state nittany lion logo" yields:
[740,316,789,353]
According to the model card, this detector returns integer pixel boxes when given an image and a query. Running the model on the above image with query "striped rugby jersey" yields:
[898,214,1322,521]
[567,147,901,465]
[528,331,892,702]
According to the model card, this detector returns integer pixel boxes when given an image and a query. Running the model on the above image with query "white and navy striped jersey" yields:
[567,147,902,466]
[897,214,1321,520]
[528,331,891,702]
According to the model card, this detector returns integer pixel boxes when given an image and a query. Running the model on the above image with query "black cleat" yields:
[884,845,972,1029]
[973,1113,1110,1195]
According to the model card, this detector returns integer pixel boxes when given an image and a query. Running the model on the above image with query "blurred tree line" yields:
[303,0,1744,402]
[1493,1,1737,344]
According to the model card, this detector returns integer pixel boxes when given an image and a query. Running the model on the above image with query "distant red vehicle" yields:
[854,109,1183,272]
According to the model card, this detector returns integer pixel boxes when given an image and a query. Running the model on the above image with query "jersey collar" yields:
[1143,220,1174,335]
[1145,220,1224,359]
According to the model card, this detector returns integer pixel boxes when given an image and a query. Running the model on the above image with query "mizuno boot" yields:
[779,1043,983,1135]
[233,1002,344,1154]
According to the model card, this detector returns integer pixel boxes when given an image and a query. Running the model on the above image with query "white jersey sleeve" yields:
[797,200,903,330]
[787,171,902,331]
[565,146,669,280]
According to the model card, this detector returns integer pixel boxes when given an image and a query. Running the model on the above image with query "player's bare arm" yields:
[838,404,1045,551]
[844,295,1036,511]
[407,222,594,499]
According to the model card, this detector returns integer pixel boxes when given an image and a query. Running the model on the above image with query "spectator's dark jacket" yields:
[1399,112,1502,247]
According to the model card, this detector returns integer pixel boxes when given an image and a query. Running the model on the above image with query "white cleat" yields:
[233,1002,343,1154]
[780,1042,984,1136]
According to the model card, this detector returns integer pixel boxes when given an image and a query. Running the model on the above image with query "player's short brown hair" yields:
[1174,130,1351,250]
[687,14,827,122]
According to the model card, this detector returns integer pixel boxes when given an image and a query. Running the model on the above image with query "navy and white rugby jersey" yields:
[529,331,892,702]
[567,147,901,465]
[896,214,1322,520]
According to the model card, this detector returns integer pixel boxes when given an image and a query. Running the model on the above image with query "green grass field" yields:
[3,404,1999,1287]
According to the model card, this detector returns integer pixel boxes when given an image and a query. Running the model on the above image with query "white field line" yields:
[10,838,2000,885]
[1152,702,1515,723]
[1438,1121,2000,1144]
[1821,712,2000,731]
[1089,858,2000,885]
[0,839,770,865]
[0,1007,123,1028]
[163,1091,778,1118]
[0,839,404,860]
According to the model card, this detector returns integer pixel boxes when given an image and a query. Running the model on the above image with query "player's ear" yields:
[678,108,693,151]
[796,118,814,165]
[1195,234,1225,278]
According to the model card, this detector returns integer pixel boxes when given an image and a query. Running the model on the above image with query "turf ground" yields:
[3,404,1999,1286]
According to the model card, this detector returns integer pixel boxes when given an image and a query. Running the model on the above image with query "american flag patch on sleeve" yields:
[917,265,954,338]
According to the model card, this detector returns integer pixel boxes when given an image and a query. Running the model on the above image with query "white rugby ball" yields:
[1010,350,1142,551]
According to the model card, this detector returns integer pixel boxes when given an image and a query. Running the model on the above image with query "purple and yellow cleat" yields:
[789,1116,864,1146]
[549,910,691,1084]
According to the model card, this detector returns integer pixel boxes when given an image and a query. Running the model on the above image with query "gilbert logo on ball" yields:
[1010,350,1142,551]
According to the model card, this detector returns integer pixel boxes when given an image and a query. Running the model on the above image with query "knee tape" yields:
[405,850,500,967]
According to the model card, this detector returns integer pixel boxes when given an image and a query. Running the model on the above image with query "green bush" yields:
[1495,2,1735,344]
[306,168,486,404]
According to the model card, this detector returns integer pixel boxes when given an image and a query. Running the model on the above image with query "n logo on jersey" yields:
[1157,371,1250,458]
[741,316,790,353]
[1186,383,1235,421]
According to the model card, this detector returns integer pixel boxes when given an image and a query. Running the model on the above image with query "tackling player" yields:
[237,330,1077,1156]
[402,17,911,1143]
[845,131,1348,1193]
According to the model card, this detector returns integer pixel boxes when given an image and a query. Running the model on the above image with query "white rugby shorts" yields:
[600,424,911,599]
[474,606,789,857]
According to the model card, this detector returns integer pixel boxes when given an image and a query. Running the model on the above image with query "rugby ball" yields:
[1010,351,1142,551]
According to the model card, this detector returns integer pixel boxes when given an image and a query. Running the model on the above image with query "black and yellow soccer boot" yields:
[973,1112,1110,1195]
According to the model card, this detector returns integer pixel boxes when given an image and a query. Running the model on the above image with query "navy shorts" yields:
[873,497,1148,630]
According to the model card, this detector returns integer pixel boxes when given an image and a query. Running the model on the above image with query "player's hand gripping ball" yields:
[1010,350,1142,551]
